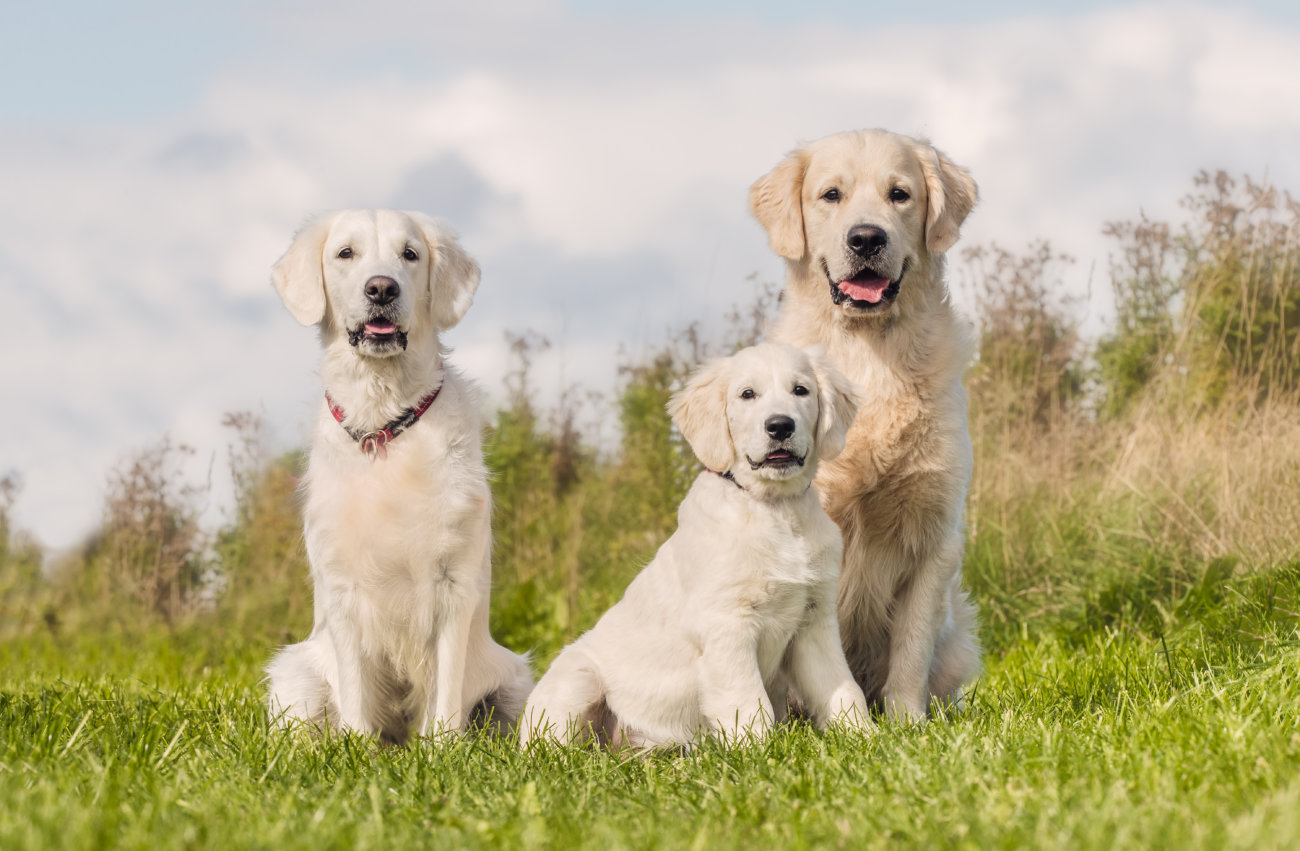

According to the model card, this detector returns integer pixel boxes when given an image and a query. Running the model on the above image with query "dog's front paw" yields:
[881,689,928,725]
[710,705,774,743]
[826,703,874,733]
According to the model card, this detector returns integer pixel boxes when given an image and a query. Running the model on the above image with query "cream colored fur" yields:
[265,209,532,742]
[520,343,868,748]
[750,129,981,721]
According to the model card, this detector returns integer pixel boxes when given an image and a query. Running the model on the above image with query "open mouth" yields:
[748,449,805,470]
[347,319,409,350]
[826,259,907,311]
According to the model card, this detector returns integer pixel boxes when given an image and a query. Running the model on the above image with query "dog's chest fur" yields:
[677,478,841,670]
[775,286,973,563]
[302,377,490,659]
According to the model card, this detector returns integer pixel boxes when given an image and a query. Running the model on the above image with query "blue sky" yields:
[3,1,1300,547]
[10,1,1299,119]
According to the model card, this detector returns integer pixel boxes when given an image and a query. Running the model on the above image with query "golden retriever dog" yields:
[519,343,867,748]
[265,209,533,743]
[750,129,981,722]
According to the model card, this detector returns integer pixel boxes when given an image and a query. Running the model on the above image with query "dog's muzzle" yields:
[825,258,908,312]
[349,315,409,350]
[746,446,806,470]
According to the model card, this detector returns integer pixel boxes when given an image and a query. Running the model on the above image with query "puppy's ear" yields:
[749,148,809,260]
[271,214,334,326]
[806,346,861,462]
[668,357,735,473]
[410,212,481,330]
[911,140,978,255]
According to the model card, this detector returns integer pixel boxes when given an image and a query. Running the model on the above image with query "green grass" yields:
[3,565,1297,850]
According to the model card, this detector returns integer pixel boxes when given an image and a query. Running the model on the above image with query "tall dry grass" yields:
[965,172,1300,646]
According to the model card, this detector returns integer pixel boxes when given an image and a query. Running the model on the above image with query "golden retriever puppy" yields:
[265,209,533,743]
[750,129,981,722]
[519,343,866,748]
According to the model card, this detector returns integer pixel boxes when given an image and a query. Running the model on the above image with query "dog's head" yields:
[669,343,861,497]
[750,129,976,323]
[271,209,480,357]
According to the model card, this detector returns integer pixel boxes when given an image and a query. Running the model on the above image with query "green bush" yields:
[1097,171,1300,416]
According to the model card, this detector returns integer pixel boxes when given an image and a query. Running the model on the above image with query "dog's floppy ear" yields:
[749,148,809,260]
[911,140,978,255]
[668,357,735,473]
[271,214,335,326]
[409,212,481,330]
[806,346,861,462]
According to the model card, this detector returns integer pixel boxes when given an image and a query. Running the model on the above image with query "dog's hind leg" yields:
[927,578,981,710]
[518,646,606,748]
[466,642,535,734]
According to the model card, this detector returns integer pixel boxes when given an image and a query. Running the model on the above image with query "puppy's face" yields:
[272,209,481,357]
[670,343,861,497]
[750,129,977,323]
[723,344,823,488]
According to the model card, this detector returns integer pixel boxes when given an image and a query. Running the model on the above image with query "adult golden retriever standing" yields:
[750,129,980,721]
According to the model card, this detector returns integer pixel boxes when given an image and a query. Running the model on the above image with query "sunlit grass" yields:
[2,562,1297,850]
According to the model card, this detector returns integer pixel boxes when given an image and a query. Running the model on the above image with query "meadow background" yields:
[1,172,1298,848]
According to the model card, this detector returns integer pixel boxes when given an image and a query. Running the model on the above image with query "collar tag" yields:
[360,431,390,462]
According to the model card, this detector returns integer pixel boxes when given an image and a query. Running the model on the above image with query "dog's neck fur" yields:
[706,467,820,513]
[719,458,821,505]
[318,324,447,434]
[771,252,973,395]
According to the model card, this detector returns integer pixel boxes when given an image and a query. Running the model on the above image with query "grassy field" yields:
[2,561,1297,849]
[2,173,1298,848]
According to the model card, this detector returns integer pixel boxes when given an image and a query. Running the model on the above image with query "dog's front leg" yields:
[327,616,377,735]
[882,534,962,722]
[788,590,871,731]
[700,627,773,741]
[420,556,481,738]
[426,606,473,736]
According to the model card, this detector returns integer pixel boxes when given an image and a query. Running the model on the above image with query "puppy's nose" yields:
[846,225,888,257]
[364,276,400,305]
[765,415,796,442]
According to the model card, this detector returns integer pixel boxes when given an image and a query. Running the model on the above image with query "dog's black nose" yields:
[364,276,400,305]
[765,415,795,442]
[846,225,888,257]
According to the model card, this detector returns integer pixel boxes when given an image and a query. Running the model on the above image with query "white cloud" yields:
[2,2,1299,547]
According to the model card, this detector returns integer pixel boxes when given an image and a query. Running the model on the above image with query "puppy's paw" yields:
[881,689,928,726]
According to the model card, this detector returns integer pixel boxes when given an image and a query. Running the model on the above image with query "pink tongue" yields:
[839,277,889,304]
[365,321,396,334]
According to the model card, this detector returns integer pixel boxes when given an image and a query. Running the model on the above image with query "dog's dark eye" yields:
[821,188,841,203]
[888,187,910,203]
[793,385,809,396]
[402,246,419,262]
[337,247,353,259]
[740,388,756,400]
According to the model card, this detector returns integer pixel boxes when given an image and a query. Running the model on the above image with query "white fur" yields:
[265,209,532,742]
[520,343,867,748]
[751,129,982,722]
